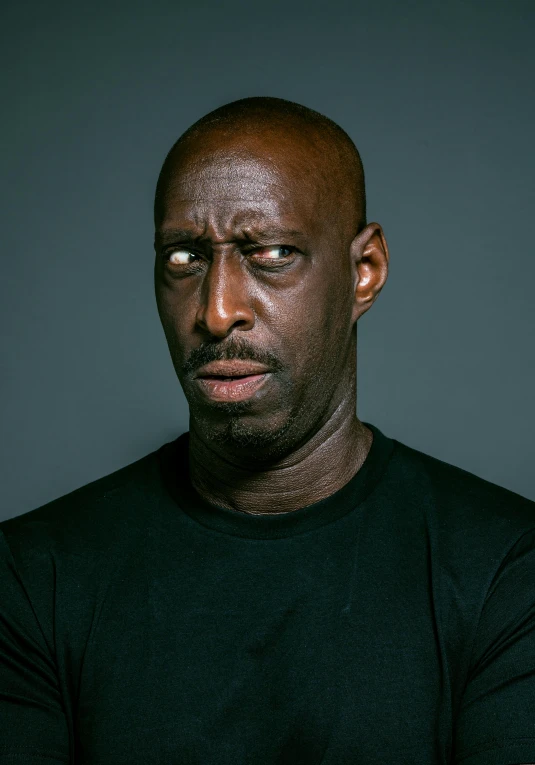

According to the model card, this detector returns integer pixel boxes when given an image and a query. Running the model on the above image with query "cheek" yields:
[155,271,197,330]
[261,278,352,374]
[155,288,195,370]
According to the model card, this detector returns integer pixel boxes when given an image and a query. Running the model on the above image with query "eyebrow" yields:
[155,227,306,245]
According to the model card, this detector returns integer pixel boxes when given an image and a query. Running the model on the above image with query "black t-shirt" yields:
[1,423,535,765]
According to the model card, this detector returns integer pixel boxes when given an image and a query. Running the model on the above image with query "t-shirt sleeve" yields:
[0,530,70,763]
[453,528,535,765]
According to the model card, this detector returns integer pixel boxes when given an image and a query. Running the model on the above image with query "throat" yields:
[188,418,373,516]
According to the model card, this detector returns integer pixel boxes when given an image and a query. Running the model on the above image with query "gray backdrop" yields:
[2,0,534,522]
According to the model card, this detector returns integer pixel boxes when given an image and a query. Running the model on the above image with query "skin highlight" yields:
[154,99,389,515]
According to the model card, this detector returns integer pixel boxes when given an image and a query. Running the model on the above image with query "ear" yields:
[350,222,389,323]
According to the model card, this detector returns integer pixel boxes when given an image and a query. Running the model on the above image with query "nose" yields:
[195,253,255,338]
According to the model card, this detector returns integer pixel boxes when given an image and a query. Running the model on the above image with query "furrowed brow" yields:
[155,229,202,245]
[155,227,306,246]
[240,227,306,244]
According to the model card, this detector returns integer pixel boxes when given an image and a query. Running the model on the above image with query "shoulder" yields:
[386,436,535,559]
[0,440,176,563]
[0,437,186,654]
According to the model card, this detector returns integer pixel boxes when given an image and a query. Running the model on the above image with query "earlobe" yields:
[351,223,389,322]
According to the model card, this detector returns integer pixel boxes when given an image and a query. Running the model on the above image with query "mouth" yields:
[193,361,272,403]
[195,373,270,402]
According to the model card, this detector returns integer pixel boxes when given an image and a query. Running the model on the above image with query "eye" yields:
[165,248,198,265]
[251,246,294,261]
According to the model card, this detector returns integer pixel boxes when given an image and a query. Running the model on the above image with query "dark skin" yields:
[154,124,389,515]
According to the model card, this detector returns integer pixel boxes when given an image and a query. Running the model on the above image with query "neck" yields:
[188,403,373,515]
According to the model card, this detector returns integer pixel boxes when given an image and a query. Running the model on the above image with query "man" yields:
[1,97,534,765]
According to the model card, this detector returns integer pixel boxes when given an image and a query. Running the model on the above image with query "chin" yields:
[192,403,297,459]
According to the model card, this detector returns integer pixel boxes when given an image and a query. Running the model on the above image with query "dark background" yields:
[1,0,534,522]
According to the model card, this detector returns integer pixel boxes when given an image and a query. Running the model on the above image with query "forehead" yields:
[157,144,331,238]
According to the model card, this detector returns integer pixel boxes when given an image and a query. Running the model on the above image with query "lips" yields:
[194,360,271,379]
[193,360,271,402]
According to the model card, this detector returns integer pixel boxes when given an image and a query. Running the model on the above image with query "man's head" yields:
[153,97,388,461]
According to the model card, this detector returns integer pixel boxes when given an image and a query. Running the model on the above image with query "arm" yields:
[0,531,70,764]
[452,530,535,765]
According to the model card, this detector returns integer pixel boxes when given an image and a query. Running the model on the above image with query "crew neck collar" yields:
[158,422,394,539]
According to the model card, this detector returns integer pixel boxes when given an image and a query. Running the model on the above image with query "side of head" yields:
[153,97,388,460]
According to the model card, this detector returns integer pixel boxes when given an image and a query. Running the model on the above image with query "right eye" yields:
[165,248,198,265]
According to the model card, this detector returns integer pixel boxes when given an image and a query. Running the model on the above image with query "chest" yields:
[69,545,451,764]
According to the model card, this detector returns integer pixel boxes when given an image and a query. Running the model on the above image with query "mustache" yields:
[182,337,284,377]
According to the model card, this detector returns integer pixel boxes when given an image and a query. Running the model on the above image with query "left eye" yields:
[252,246,293,259]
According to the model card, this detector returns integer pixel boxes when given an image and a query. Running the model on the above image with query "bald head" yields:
[154,97,366,238]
